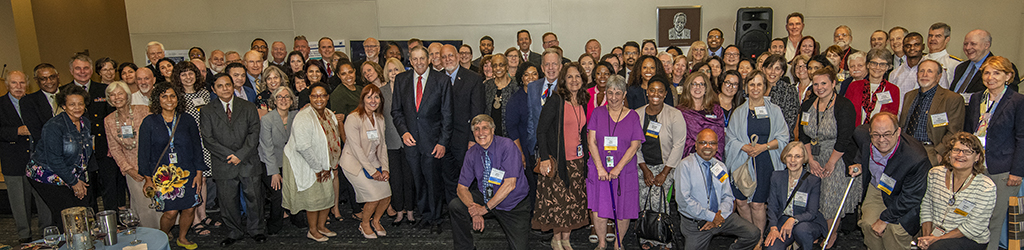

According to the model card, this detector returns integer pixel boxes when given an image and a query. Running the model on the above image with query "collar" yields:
[927,49,949,59]
[414,69,430,82]
[9,94,20,103]
[543,78,557,88]
[220,98,232,108]
[918,83,939,96]
[447,67,460,84]
[74,80,90,88]
[871,137,901,164]
[971,53,991,69]
[247,73,258,83]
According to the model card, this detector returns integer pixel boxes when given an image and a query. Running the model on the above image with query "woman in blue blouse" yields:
[139,82,207,250]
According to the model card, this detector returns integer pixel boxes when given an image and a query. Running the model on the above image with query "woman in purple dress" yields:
[587,74,644,249]
[677,72,726,160]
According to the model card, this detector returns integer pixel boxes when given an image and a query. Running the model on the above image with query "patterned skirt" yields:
[532,158,590,232]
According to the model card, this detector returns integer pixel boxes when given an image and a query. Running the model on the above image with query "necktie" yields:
[255,78,263,92]
[226,102,232,121]
[50,95,61,115]
[415,76,424,111]
[325,61,333,78]
[522,52,528,62]
[481,150,493,203]
[957,64,977,93]
[542,83,552,100]
[703,161,718,213]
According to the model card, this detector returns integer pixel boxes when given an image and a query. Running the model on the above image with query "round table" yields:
[35,227,170,250]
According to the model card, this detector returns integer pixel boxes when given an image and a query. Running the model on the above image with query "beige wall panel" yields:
[292,0,379,45]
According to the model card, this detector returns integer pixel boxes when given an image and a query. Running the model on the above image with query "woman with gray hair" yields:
[103,81,162,228]
[259,86,300,234]
[257,65,290,115]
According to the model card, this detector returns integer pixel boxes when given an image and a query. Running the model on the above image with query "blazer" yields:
[259,110,297,176]
[635,104,687,169]
[898,86,965,154]
[61,80,114,159]
[853,131,930,235]
[525,51,542,66]
[964,90,1024,176]
[391,69,453,154]
[237,86,258,103]
[199,97,262,179]
[536,94,590,186]
[0,94,41,176]
[766,171,827,231]
[22,91,54,137]
[448,67,486,152]
[798,95,857,165]
[950,52,1021,94]
[339,112,390,177]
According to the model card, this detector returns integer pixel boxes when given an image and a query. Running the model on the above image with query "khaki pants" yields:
[859,188,913,250]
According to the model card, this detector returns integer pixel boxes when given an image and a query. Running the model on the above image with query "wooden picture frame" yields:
[657,6,702,47]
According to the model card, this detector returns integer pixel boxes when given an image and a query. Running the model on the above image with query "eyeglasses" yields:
[868,61,889,68]
[35,75,59,82]
[697,141,718,146]
[725,52,740,57]
[624,51,639,56]
[252,45,267,50]
[869,131,898,139]
[950,148,976,156]
[275,95,291,100]
[690,82,706,88]
[723,82,739,88]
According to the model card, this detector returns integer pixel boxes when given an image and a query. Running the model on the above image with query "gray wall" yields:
[124,0,1024,66]
[0,0,22,74]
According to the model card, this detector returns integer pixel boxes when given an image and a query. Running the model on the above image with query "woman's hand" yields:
[270,174,282,190]
[192,172,204,189]
[597,168,610,181]
[741,144,755,155]
[823,159,837,175]
[808,159,825,178]
[654,171,668,186]
[129,171,146,182]
[380,170,390,181]
[72,181,89,200]
[609,167,622,180]
[917,235,938,249]
[764,227,781,247]
[143,178,154,194]
[640,165,655,186]
[537,159,554,177]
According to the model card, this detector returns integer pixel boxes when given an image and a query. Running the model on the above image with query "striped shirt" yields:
[920,166,996,244]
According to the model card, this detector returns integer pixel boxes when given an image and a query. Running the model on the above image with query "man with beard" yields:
[209,50,227,74]
[132,68,156,105]
[622,41,640,80]
[440,44,485,205]
[472,36,494,69]
[833,25,858,71]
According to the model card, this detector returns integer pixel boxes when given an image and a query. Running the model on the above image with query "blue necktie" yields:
[703,161,718,213]
[482,150,493,203]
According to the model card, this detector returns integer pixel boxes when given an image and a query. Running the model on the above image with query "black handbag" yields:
[636,185,673,249]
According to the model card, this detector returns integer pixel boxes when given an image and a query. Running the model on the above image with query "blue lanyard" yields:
[163,114,178,153]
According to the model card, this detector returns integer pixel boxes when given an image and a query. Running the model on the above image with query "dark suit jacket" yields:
[61,81,113,159]
[526,51,542,66]
[237,86,258,103]
[391,69,453,154]
[200,97,262,179]
[0,94,42,176]
[21,91,54,138]
[950,52,1021,94]
[853,131,930,235]
[964,90,1024,176]
[898,87,965,154]
[766,171,827,231]
[448,67,485,152]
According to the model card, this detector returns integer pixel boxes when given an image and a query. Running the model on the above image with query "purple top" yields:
[680,104,726,160]
[868,139,900,187]
[459,136,528,211]
[586,106,645,219]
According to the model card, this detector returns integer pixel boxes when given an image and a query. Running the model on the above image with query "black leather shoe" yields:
[391,219,403,227]
[219,238,237,247]
[252,234,268,243]
[431,223,443,234]
[19,237,32,244]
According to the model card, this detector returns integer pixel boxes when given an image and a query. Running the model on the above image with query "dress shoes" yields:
[219,238,238,247]
[252,234,268,243]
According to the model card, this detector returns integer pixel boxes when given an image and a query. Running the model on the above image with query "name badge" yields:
[366,130,380,141]
[878,174,897,195]
[754,106,769,119]
[487,169,505,185]
[800,112,811,126]
[954,200,975,216]
[120,125,134,138]
[676,86,684,95]
[932,226,947,237]
[961,93,972,104]
[711,162,728,183]
[704,114,718,119]
[168,153,178,164]
[576,144,584,157]
[877,92,894,104]
[192,98,208,107]
[931,112,949,127]
[605,156,615,168]
[645,121,662,138]
[603,136,618,151]
[794,191,809,207]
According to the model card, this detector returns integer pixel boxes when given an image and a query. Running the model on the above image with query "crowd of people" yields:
[3,11,1024,250]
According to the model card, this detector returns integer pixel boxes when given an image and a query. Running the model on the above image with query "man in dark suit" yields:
[225,62,258,103]
[899,60,965,165]
[391,45,453,234]
[1,71,52,242]
[62,54,119,210]
[243,50,265,93]
[848,112,929,249]
[472,36,494,69]
[517,30,541,66]
[201,73,266,246]
[23,63,61,124]
[145,41,165,74]
[949,29,1021,95]
[439,44,485,204]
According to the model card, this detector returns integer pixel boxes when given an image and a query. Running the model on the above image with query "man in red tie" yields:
[390,45,453,234]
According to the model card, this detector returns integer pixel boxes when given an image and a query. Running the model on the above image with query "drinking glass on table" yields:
[43,226,61,248]
[119,208,141,245]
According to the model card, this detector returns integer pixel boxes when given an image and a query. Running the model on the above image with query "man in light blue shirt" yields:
[674,129,759,250]
[526,48,562,157]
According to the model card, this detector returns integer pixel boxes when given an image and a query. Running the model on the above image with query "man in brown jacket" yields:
[899,59,964,165]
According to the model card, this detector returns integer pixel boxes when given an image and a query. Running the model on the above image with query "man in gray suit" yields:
[201,73,266,247]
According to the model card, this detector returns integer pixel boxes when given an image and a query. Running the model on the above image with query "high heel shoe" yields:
[561,239,573,250]
[550,238,562,250]
[318,229,337,237]
[372,222,387,237]
[359,225,378,239]
[306,231,328,242]
[391,218,404,227]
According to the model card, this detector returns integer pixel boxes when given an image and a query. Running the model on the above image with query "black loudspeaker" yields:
[735,7,773,59]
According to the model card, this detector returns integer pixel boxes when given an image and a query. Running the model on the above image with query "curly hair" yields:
[942,132,987,175]
[56,85,89,109]
[171,60,205,91]
[627,55,668,87]
[554,62,589,106]
[149,82,187,115]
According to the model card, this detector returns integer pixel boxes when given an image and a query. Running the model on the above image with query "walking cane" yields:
[822,177,856,250]
[609,179,623,250]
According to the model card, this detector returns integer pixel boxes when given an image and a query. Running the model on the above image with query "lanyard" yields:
[870,139,899,167]
[163,114,179,152]
[814,93,835,141]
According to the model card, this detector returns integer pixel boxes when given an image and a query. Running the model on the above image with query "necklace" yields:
[114,107,138,150]
[947,170,973,206]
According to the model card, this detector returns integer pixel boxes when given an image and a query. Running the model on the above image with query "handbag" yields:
[533,100,564,178]
[636,186,673,249]
[733,134,759,197]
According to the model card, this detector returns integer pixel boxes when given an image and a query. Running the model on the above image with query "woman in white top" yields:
[281,83,339,242]
[918,132,995,250]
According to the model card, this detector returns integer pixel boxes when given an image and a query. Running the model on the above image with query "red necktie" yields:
[226,102,232,121]
[415,76,424,111]
[325,61,333,78]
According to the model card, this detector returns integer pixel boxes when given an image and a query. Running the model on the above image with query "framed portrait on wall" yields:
[657,6,701,47]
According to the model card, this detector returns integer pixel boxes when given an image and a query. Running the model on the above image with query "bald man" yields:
[949,29,1021,95]
[429,42,444,71]
[243,50,265,92]
[210,50,227,73]
[440,44,485,203]
[363,37,381,64]
[132,67,156,105]
[1,71,52,242]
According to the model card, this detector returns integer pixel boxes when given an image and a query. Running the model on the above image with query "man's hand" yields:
[270,174,282,190]
[226,154,241,165]
[701,211,725,231]
[871,219,887,237]
[1009,174,1022,186]
[402,132,417,146]
[849,163,863,177]
[472,215,485,231]
[432,144,446,158]
[468,203,489,217]
[17,125,30,136]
